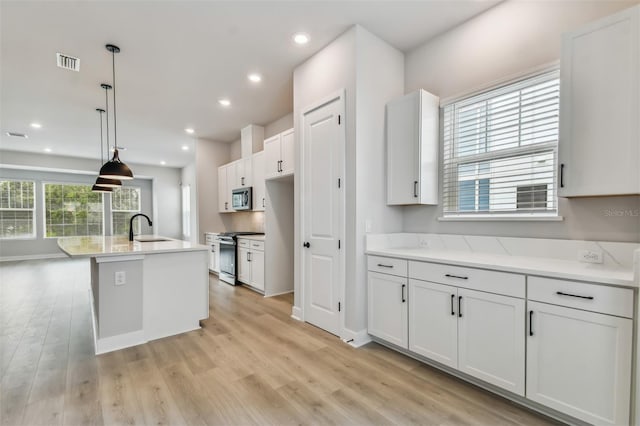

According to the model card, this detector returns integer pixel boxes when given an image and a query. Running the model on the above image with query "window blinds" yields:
[442,71,560,216]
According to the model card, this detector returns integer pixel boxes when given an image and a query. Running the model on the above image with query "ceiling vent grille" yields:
[56,52,80,72]
[6,132,28,138]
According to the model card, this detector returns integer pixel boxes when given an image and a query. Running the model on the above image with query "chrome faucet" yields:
[129,213,152,241]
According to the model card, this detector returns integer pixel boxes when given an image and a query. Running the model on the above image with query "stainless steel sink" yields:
[134,237,172,243]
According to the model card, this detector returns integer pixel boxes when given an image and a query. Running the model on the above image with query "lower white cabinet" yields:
[526,301,633,425]
[237,239,265,292]
[237,247,251,284]
[457,288,525,396]
[249,250,264,292]
[367,271,408,348]
[408,280,525,395]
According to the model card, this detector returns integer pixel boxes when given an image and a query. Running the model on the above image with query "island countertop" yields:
[58,235,209,258]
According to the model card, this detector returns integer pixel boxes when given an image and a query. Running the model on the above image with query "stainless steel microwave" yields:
[232,187,252,210]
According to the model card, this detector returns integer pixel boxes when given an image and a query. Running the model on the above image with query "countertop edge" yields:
[366,249,636,288]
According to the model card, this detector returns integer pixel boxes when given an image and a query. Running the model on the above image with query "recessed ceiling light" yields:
[248,73,262,83]
[293,32,310,45]
[160,161,166,165]
[43,148,52,153]
[185,128,195,134]
[181,145,189,151]
[218,98,231,107]
[30,122,42,129]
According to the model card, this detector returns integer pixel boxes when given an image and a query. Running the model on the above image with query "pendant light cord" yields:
[111,49,118,150]
[99,110,104,164]
[104,85,110,155]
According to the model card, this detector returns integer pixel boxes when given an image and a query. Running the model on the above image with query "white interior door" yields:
[302,93,344,337]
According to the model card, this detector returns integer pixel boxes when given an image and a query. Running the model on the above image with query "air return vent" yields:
[56,53,80,72]
[6,132,28,138]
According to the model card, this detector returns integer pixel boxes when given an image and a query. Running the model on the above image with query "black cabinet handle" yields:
[445,274,468,280]
[401,284,406,303]
[458,296,462,318]
[556,291,594,300]
[413,181,418,198]
[241,176,245,186]
[225,202,228,210]
[529,310,534,336]
[303,242,310,248]
[560,164,565,188]
[262,198,265,208]
[377,264,393,268]
[450,294,455,316]
[247,252,251,262]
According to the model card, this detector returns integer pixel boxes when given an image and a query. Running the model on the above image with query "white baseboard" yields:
[341,328,372,348]
[0,253,67,262]
[95,330,146,355]
[291,305,303,321]
[264,289,294,298]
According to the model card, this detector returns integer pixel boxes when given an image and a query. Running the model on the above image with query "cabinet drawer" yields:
[367,256,407,277]
[237,239,250,248]
[409,261,525,298]
[249,240,264,251]
[528,276,633,318]
[205,234,216,244]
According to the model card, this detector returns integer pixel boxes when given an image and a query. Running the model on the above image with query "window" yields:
[442,71,559,217]
[44,183,104,237]
[0,180,35,239]
[111,187,141,236]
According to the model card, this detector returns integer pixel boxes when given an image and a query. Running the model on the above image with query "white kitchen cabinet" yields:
[264,128,294,180]
[237,238,265,292]
[236,157,252,188]
[218,165,231,213]
[457,288,525,396]
[252,151,265,211]
[204,233,220,273]
[367,271,408,348]
[409,279,458,369]
[386,89,439,205]
[559,5,640,197]
[527,301,633,425]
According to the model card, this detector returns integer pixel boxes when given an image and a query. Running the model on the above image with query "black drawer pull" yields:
[377,264,394,268]
[446,274,468,280]
[458,296,463,318]
[450,294,455,316]
[529,310,534,336]
[556,291,594,300]
[401,284,406,303]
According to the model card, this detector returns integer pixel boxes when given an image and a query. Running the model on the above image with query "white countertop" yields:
[366,247,636,288]
[237,234,265,242]
[58,235,209,258]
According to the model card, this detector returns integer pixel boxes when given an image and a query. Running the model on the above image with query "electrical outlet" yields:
[579,250,603,264]
[115,271,126,286]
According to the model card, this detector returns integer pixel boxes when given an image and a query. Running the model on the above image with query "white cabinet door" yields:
[409,279,458,369]
[280,128,295,176]
[237,157,252,188]
[218,165,229,213]
[526,301,632,425]
[559,6,639,197]
[237,247,251,284]
[367,272,408,349]
[457,288,525,396]
[252,151,265,211]
[386,90,439,205]
[250,250,265,292]
[264,134,281,180]
[227,161,239,190]
[213,242,220,273]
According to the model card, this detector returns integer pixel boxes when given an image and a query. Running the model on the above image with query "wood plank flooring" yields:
[0,258,556,425]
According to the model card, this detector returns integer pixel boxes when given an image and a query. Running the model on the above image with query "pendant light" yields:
[99,44,134,180]
[93,84,122,190]
[91,108,113,193]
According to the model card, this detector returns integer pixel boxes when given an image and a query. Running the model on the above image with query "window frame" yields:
[110,186,142,237]
[440,69,562,221]
[42,181,105,239]
[0,179,36,240]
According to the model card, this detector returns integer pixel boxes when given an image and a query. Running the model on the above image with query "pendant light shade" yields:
[99,43,134,180]
[92,184,113,193]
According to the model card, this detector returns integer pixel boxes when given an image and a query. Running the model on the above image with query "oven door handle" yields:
[219,240,236,246]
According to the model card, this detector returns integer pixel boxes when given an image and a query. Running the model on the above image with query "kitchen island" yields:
[58,235,209,354]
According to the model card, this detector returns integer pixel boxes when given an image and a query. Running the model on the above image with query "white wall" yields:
[404,0,640,243]
[293,25,404,334]
[0,149,179,259]
[180,161,198,243]
[195,138,230,240]
[264,112,293,138]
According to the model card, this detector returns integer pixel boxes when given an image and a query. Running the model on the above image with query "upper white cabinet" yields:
[265,128,294,180]
[218,163,233,213]
[386,89,439,205]
[252,151,265,211]
[235,157,252,189]
[559,5,640,197]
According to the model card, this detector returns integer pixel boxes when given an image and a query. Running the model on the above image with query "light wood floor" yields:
[0,258,556,426]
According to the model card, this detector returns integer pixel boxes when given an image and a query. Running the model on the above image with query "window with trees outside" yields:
[44,183,104,237]
[0,180,36,239]
[442,70,559,218]
[112,186,141,236]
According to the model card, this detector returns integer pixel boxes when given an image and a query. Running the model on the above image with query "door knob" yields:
[303,242,310,248]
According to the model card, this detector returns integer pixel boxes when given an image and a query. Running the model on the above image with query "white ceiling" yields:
[0,0,499,168]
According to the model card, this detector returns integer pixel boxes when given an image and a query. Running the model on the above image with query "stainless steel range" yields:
[218,232,264,285]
